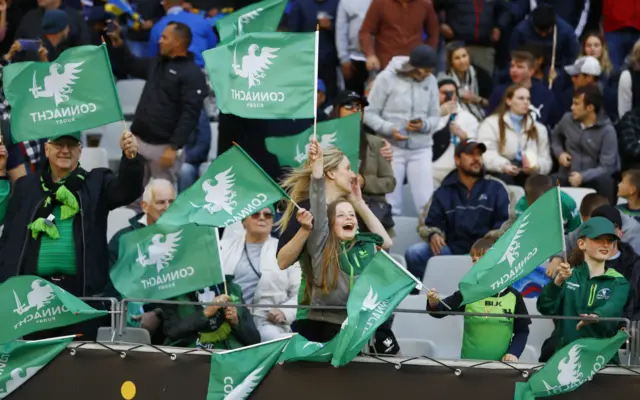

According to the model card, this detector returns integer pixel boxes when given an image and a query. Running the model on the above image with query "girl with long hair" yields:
[477,84,552,187]
[581,32,614,76]
[280,140,392,342]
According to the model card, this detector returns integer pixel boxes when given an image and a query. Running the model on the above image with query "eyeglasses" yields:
[342,102,363,111]
[251,211,274,220]
[49,141,81,150]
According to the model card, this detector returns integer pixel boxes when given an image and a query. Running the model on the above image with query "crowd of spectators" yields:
[0,0,638,363]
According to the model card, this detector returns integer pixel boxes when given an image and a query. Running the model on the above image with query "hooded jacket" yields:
[364,56,440,150]
[551,112,620,182]
[538,264,630,349]
[335,0,371,64]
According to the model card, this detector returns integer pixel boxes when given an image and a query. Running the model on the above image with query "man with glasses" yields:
[0,129,142,340]
[220,205,301,342]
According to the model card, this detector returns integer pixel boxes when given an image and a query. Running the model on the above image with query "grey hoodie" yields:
[550,112,620,182]
[335,0,371,63]
[364,56,440,150]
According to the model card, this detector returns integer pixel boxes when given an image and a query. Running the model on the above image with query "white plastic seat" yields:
[519,344,539,363]
[389,253,407,269]
[523,298,554,361]
[208,122,218,161]
[79,148,108,171]
[102,121,132,161]
[107,207,137,242]
[506,185,525,204]
[116,79,146,118]
[97,327,151,345]
[423,255,473,294]
[561,187,596,208]
[397,339,436,358]
[389,216,422,257]
[401,184,419,217]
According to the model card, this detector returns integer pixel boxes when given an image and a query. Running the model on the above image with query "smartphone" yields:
[445,91,454,101]
[106,19,116,33]
[17,39,40,52]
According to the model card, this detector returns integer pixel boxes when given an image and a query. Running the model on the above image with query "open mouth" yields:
[598,249,610,256]
[342,222,356,233]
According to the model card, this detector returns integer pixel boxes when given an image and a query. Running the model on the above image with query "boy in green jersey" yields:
[538,217,630,350]
[427,238,531,361]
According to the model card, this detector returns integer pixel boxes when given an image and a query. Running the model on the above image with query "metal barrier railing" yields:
[79,297,119,330]
[115,298,636,366]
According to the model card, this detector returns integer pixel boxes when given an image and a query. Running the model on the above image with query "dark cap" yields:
[437,77,458,89]
[332,90,369,108]
[401,44,438,71]
[455,139,487,157]
[531,5,556,32]
[577,216,620,240]
[590,205,623,228]
[42,9,70,35]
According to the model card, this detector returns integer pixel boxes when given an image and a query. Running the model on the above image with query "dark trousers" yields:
[552,173,617,205]
[343,60,369,95]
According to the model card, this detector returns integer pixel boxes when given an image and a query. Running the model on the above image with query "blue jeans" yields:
[405,242,452,281]
[179,163,199,193]
[605,30,640,71]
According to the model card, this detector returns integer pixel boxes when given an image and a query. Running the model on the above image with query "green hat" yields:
[49,132,82,142]
[577,217,620,240]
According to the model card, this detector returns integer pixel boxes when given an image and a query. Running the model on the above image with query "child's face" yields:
[578,235,617,262]
[332,202,357,241]
[617,175,637,198]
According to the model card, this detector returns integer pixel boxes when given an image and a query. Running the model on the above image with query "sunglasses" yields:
[342,102,363,111]
[250,211,274,220]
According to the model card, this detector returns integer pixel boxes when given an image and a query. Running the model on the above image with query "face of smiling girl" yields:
[333,201,357,241]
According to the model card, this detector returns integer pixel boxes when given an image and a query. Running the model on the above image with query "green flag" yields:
[207,335,292,400]
[158,145,287,227]
[265,113,361,170]
[204,32,316,119]
[216,0,288,44]
[514,330,627,400]
[0,276,107,344]
[459,187,564,306]
[278,333,338,363]
[109,223,224,300]
[331,251,420,367]
[0,336,73,398]
[3,44,122,142]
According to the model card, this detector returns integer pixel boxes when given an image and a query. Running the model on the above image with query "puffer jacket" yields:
[434,0,510,46]
[364,56,440,150]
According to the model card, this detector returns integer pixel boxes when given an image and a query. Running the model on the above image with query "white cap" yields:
[564,56,602,77]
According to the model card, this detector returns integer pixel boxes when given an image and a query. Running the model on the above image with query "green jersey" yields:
[538,263,630,349]
[515,191,581,233]
[433,288,531,360]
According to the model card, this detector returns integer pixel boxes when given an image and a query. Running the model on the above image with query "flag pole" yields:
[312,25,319,141]
[214,227,229,295]
[555,180,567,262]
[549,25,557,89]
[24,334,82,343]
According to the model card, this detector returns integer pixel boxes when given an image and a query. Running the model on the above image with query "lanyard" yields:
[244,244,262,279]
[341,243,362,290]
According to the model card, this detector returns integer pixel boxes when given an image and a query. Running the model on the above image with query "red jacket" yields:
[603,0,640,32]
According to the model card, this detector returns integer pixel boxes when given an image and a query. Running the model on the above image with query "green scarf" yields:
[27,166,87,240]
[198,294,239,345]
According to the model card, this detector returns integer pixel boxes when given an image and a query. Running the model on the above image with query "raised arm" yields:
[349,173,393,249]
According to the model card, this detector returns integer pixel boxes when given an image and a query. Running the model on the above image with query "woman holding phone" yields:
[364,44,440,216]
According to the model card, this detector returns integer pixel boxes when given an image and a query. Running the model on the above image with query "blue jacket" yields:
[510,16,579,71]
[418,170,510,255]
[486,79,561,128]
[508,0,590,35]
[288,0,339,66]
[148,10,218,68]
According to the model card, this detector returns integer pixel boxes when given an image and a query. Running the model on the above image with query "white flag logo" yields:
[232,44,279,88]
[136,230,183,273]
[29,62,84,106]
[13,280,56,316]
[190,167,238,215]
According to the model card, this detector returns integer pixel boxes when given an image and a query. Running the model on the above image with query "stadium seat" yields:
[561,187,595,207]
[107,207,137,242]
[423,255,473,295]
[523,298,554,361]
[116,79,145,118]
[519,345,539,363]
[209,122,219,161]
[506,185,525,204]
[389,253,407,269]
[97,327,151,345]
[397,339,436,358]
[401,184,419,217]
[79,148,108,171]
[389,216,421,257]
[102,121,132,161]
[392,294,464,359]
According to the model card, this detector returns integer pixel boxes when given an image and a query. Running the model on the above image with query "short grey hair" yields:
[142,179,175,204]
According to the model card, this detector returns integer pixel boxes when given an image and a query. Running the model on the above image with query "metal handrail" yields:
[79,297,119,330]
[117,298,634,365]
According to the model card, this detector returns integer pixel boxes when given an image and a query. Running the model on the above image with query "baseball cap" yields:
[577,217,620,240]
[332,90,369,108]
[590,205,622,228]
[42,9,70,35]
[49,132,82,143]
[564,56,602,77]
[400,44,438,72]
[455,139,487,157]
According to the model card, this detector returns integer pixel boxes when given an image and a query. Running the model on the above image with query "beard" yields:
[460,164,483,177]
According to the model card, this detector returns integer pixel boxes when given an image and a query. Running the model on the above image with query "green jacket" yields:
[515,191,581,233]
[0,178,9,225]
[537,263,630,349]
[160,277,261,350]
